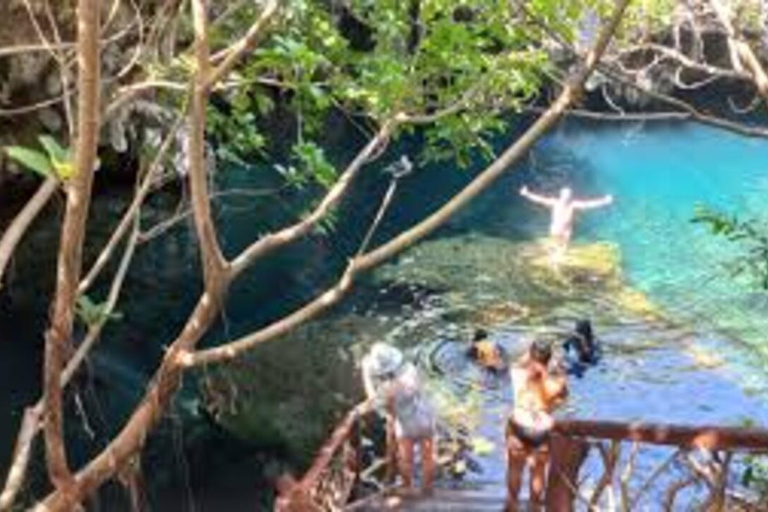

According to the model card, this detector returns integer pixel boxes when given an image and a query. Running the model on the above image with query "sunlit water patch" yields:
[531,120,768,372]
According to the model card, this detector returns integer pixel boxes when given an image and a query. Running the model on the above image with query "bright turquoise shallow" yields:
[521,120,768,374]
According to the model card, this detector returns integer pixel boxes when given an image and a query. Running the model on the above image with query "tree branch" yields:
[709,0,768,110]
[34,288,224,511]
[188,165,403,366]
[186,0,631,366]
[228,118,397,278]
[205,0,280,89]
[0,406,42,511]
[189,0,227,287]
[78,110,186,294]
[589,440,620,507]
[611,42,744,81]
[599,64,768,138]
[1,218,140,511]
[42,0,100,499]
[619,441,639,512]
[0,178,59,290]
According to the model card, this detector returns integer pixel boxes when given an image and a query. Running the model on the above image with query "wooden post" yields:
[545,434,589,511]
[385,416,398,483]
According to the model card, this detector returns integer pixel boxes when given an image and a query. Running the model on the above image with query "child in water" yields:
[466,328,507,374]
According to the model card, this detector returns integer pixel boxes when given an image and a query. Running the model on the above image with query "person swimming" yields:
[519,185,614,261]
[563,318,599,364]
[506,339,568,511]
[466,328,507,374]
[562,318,601,378]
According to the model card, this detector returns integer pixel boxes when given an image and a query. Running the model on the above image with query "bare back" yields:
[511,362,567,414]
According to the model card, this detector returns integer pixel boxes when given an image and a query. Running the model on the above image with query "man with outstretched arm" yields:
[519,185,613,261]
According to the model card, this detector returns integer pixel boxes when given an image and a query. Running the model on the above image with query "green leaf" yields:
[470,436,494,456]
[38,135,70,164]
[5,146,53,178]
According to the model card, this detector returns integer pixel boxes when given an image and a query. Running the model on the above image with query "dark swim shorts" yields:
[507,418,551,449]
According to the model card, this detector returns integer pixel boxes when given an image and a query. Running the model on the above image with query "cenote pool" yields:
[3,118,768,509]
[243,118,768,508]
[200,118,768,508]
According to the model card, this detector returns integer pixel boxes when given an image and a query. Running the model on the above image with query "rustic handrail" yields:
[282,407,768,511]
[303,400,373,486]
[534,418,768,511]
[275,400,375,511]
[555,419,768,451]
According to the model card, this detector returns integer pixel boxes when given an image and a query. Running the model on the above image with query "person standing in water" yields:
[362,343,436,495]
[506,340,568,511]
[519,185,614,261]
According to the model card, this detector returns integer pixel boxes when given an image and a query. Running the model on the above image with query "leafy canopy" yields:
[204,0,584,173]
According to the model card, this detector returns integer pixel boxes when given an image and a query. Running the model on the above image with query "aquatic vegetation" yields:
[692,205,768,290]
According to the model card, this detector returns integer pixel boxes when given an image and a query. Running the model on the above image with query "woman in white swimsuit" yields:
[362,343,436,494]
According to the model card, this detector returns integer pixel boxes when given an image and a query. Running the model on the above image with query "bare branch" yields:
[599,65,768,138]
[709,0,768,110]
[67,219,139,385]
[663,475,697,511]
[186,167,404,366]
[30,0,75,137]
[228,119,397,278]
[189,0,227,287]
[137,187,285,245]
[0,178,59,290]
[612,43,744,80]
[0,406,43,510]
[78,111,186,294]
[0,90,76,117]
[33,290,223,511]
[42,0,101,498]
[205,0,280,89]
[1,217,140,511]
[630,448,680,508]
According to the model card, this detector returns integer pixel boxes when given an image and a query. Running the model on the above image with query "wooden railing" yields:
[274,401,379,512]
[541,419,768,511]
[275,401,768,511]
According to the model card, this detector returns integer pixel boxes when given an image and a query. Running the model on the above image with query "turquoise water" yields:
[371,119,768,504]
[520,120,768,377]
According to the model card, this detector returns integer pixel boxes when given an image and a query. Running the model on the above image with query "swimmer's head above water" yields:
[559,187,572,202]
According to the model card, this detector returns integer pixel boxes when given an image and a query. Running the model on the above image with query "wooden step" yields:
[355,487,511,512]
